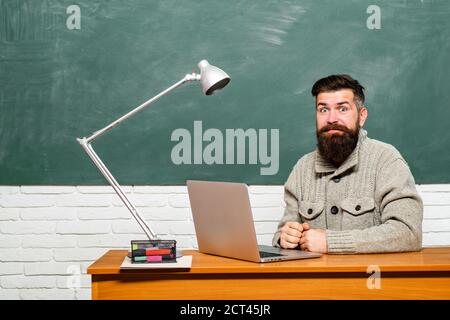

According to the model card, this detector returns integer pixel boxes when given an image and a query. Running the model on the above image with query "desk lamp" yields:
[77,60,230,242]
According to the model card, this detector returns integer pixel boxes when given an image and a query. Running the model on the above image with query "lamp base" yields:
[129,239,178,263]
[127,250,184,257]
[127,249,183,258]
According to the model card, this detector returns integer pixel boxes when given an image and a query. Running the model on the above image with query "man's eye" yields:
[340,106,348,112]
[319,108,328,113]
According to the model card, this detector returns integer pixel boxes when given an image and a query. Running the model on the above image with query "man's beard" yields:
[316,123,360,168]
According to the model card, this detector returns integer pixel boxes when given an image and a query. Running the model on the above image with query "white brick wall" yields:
[0,184,449,300]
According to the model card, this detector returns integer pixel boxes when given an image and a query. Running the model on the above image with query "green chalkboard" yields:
[1,0,449,185]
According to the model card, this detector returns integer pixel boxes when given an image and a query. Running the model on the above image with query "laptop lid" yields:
[186,180,322,263]
[187,180,262,262]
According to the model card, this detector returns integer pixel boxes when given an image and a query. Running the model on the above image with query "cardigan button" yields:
[307,208,313,215]
[331,206,339,215]
[332,177,341,183]
[355,205,361,211]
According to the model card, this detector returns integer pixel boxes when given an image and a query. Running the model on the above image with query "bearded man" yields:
[272,75,423,254]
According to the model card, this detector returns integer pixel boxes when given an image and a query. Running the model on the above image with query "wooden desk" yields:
[87,247,450,300]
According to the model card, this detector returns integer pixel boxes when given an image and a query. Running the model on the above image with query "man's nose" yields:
[327,109,339,124]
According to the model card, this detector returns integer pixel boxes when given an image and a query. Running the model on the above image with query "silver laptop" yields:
[186,180,322,263]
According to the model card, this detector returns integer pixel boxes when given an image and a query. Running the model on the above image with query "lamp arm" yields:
[76,73,201,240]
[85,73,200,144]
[77,138,158,240]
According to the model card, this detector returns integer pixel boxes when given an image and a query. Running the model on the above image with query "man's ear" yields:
[359,107,368,127]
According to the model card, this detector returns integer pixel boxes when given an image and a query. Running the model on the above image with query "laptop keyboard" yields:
[259,251,285,258]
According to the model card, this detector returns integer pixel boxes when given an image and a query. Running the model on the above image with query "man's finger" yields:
[285,228,302,238]
[281,238,300,249]
[286,221,304,232]
[301,230,310,238]
[282,234,300,244]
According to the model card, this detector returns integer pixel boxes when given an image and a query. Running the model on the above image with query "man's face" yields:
[315,89,366,135]
[315,89,368,167]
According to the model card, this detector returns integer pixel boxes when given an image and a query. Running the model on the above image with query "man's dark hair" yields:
[311,74,365,108]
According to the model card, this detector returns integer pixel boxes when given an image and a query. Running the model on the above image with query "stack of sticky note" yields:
[131,240,177,263]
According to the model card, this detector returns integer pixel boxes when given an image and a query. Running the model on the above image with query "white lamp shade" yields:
[198,60,231,95]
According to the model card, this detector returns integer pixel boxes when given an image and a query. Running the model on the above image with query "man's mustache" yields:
[318,124,353,135]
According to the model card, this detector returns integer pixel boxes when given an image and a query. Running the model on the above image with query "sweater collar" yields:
[315,128,368,176]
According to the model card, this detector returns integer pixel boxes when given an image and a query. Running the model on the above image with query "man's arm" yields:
[272,168,302,247]
[326,157,423,254]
